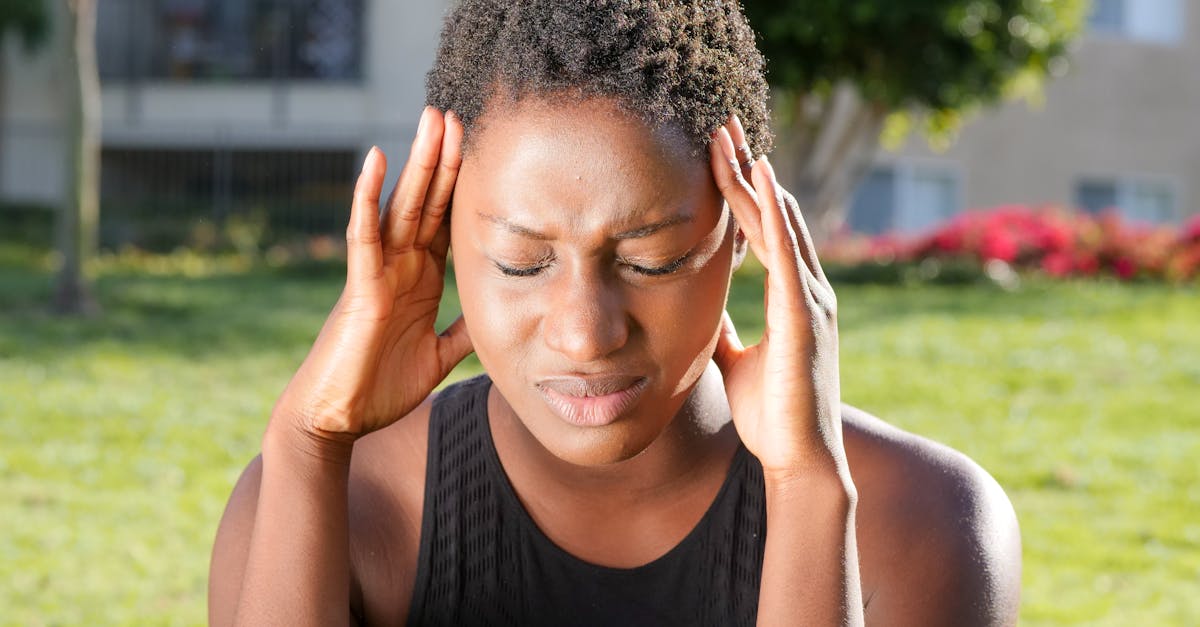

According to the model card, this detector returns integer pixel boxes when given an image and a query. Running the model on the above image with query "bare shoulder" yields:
[207,397,436,626]
[841,404,1022,627]
[345,396,434,624]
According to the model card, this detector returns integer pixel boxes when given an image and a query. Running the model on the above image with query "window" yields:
[847,169,895,235]
[1089,0,1124,33]
[98,0,364,82]
[848,164,961,235]
[1087,0,1184,44]
[1075,177,1180,225]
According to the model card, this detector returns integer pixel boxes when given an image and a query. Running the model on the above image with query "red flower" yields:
[1041,251,1074,277]
[820,204,1199,283]
[1180,214,1200,245]
[931,222,967,254]
[979,230,1019,262]
[1075,253,1100,275]
[1112,257,1138,280]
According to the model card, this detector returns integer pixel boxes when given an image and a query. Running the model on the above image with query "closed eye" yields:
[493,252,555,277]
[622,252,691,276]
[492,252,692,278]
[494,260,552,277]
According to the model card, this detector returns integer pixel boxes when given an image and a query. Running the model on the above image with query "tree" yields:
[741,0,1089,240]
[0,0,51,186]
[54,0,100,314]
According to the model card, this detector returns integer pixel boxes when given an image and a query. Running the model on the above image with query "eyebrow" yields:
[478,212,693,240]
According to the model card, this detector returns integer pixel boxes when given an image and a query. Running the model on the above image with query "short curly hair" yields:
[425,0,773,159]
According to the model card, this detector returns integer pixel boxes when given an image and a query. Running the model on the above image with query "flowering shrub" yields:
[820,205,1200,284]
[1167,213,1200,282]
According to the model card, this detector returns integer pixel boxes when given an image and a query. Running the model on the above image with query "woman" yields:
[210,1,1021,625]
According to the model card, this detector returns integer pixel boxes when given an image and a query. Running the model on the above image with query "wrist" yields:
[763,464,858,512]
[263,416,357,469]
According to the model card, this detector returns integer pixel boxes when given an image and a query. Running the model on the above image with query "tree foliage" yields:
[738,0,1089,238]
[0,0,51,50]
[743,0,1088,120]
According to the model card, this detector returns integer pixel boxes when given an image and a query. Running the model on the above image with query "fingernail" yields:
[760,155,775,178]
[417,107,431,135]
[361,146,378,172]
[731,113,744,132]
[718,127,735,162]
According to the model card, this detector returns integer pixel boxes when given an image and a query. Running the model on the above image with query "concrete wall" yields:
[0,0,451,207]
[0,0,71,206]
[885,6,1200,220]
[6,2,1197,224]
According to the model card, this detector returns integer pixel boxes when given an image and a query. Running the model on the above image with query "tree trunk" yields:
[0,47,6,193]
[54,0,100,315]
[769,82,887,244]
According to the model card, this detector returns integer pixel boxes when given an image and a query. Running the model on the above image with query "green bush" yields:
[0,201,55,246]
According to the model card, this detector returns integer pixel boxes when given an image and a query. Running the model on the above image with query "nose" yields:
[542,271,629,363]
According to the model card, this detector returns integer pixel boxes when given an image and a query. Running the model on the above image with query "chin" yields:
[548,423,659,466]
[513,391,672,467]
[494,386,667,466]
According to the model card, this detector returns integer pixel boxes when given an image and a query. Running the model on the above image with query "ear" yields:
[729,208,748,272]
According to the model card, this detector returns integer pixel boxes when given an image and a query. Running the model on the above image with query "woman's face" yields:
[451,97,740,465]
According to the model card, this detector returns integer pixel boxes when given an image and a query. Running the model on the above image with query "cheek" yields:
[632,238,734,383]
[452,239,538,370]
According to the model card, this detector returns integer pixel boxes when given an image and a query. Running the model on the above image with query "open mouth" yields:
[535,375,648,427]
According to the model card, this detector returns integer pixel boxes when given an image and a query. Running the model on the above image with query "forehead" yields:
[455,97,714,232]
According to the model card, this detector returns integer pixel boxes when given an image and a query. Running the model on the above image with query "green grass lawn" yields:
[2,254,1197,625]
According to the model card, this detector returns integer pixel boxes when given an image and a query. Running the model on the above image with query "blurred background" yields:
[1,0,1197,624]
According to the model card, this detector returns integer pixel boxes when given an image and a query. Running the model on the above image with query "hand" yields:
[270,107,474,444]
[709,115,848,484]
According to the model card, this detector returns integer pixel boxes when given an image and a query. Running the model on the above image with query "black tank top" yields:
[407,375,767,626]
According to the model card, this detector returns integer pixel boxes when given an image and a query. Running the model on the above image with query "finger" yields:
[712,310,744,377]
[728,114,755,179]
[710,126,768,265]
[436,314,474,374]
[347,147,386,281]
[780,190,830,288]
[414,110,464,248]
[382,107,443,253]
[431,218,451,264]
[751,156,810,300]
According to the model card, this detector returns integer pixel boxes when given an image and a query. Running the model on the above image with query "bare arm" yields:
[207,107,471,625]
[758,471,861,626]
[709,115,863,625]
[209,456,262,627]
[234,428,355,625]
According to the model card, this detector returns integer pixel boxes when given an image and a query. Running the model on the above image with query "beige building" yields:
[2,0,1195,242]
[1,0,449,246]
[850,0,1199,234]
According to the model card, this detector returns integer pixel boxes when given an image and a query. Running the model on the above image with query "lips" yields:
[535,374,647,427]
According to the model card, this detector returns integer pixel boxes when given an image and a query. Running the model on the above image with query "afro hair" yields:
[425,0,773,159]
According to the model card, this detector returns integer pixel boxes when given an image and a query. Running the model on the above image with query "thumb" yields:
[437,314,474,374]
[712,310,743,377]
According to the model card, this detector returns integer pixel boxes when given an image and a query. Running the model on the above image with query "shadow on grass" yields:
[1,266,458,361]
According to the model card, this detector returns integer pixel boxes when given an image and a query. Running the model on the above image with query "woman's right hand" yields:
[270,107,473,444]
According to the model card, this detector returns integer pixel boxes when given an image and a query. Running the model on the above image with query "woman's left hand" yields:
[709,115,850,486]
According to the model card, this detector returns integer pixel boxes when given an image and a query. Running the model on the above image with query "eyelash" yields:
[495,253,691,278]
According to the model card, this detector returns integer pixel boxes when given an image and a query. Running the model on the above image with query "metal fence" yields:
[100,144,357,251]
[1,122,361,252]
